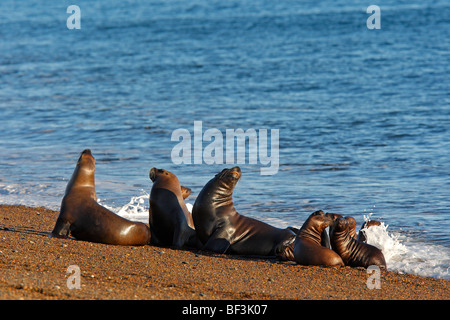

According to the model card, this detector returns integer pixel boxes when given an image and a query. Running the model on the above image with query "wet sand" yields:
[0,205,448,300]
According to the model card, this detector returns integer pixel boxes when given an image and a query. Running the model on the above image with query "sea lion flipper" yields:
[320,229,331,249]
[186,232,203,249]
[149,227,162,246]
[175,226,202,249]
[51,218,71,238]
[172,224,192,248]
[202,235,231,254]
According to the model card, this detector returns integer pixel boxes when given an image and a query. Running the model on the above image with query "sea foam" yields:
[362,214,449,280]
[100,191,194,224]
[99,192,150,223]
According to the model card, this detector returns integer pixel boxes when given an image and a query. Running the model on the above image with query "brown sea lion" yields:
[293,211,344,267]
[149,167,200,248]
[192,167,296,260]
[330,216,387,270]
[52,149,151,245]
[357,220,382,243]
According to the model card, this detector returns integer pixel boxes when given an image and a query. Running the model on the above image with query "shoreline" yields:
[0,205,448,300]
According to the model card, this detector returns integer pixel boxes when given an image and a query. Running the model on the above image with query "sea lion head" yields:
[149,168,191,200]
[216,166,241,182]
[276,232,297,261]
[361,220,382,229]
[309,210,337,230]
[325,212,343,222]
[335,216,348,229]
[299,210,337,240]
[329,216,353,237]
[64,149,96,197]
[76,149,95,172]
[213,166,241,195]
[357,219,382,242]
[149,167,178,183]
[149,167,185,200]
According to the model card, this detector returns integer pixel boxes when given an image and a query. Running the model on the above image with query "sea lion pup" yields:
[149,168,200,248]
[329,216,387,270]
[52,149,151,246]
[357,220,382,243]
[293,211,344,267]
[192,167,296,260]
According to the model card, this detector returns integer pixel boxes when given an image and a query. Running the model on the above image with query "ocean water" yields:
[1,0,449,280]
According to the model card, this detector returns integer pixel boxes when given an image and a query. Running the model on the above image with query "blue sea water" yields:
[0,0,449,279]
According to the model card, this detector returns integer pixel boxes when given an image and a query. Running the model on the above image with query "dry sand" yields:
[0,204,448,301]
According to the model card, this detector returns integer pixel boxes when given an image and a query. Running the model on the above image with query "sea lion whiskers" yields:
[276,236,296,261]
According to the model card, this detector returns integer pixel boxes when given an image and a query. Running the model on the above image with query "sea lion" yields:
[149,167,200,248]
[192,167,296,260]
[52,149,151,246]
[293,211,344,267]
[357,220,382,243]
[329,216,387,270]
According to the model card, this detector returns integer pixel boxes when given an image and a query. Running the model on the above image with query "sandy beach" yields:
[0,204,448,301]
